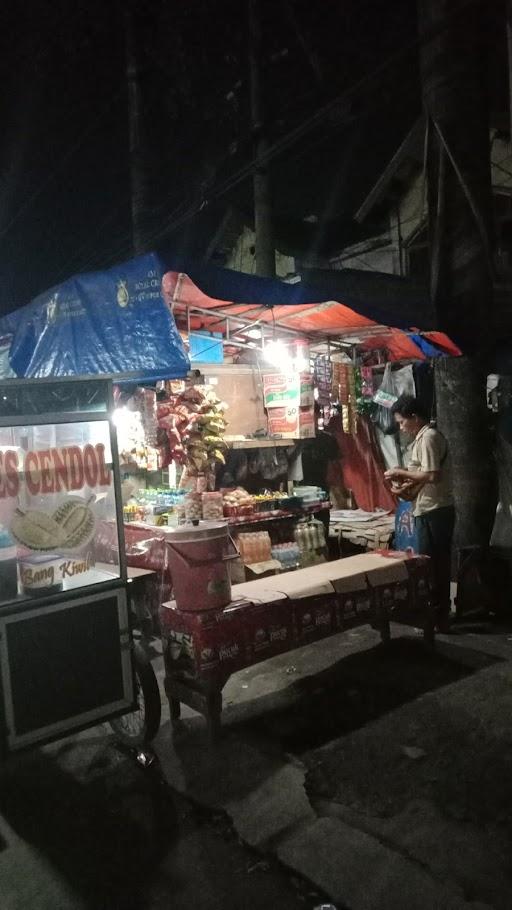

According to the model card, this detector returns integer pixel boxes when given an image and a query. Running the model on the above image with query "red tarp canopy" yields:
[162,271,461,361]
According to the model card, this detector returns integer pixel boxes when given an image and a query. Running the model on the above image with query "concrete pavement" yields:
[153,622,512,910]
[0,726,327,909]
[2,619,512,909]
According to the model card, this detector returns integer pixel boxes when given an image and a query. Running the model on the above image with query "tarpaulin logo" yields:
[117,279,129,308]
[46,295,58,323]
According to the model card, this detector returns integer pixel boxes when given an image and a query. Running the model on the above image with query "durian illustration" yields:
[11,510,67,551]
[53,496,96,549]
[11,496,96,552]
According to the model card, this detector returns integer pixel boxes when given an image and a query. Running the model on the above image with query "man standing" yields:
[384,394,455,632]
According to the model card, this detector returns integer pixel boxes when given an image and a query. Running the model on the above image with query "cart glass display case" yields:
[0,378,133,754]
[0,417,121,599]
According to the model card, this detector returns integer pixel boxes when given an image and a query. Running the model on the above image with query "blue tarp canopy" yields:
[158,251,434,330]
[0,253,190,382]
[0,249,447,381]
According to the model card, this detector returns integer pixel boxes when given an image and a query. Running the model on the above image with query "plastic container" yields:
[294,522,306,552]
[19,553,63,598]
[196,474,208,494]
[184,492,203,522]
[271,542,301,571]
[238,533,252,564]
[166,521,239,611]
[293,485,324,503]
[256,531,271,562]
[309,517,326,550]
[237,531,271,565]
[237,533,246,562]
[202,492,224,521]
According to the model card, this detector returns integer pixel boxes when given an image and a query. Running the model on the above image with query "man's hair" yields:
[391,394,428,420]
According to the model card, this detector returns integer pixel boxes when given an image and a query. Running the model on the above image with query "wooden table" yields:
[330,514,395,553]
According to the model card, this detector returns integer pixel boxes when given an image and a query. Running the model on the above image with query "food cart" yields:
[0,376,157,758]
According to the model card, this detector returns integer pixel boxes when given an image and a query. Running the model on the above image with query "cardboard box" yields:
[237,565,335,599]
[263,372,315,409]
[292,594,337,644]
[267,405,315,439]
[200,366,267,437]
[243,559,282,581]
[385,556,433,627]
[160,592,295,678]
[364,559,409,610]
[160,599,253,680]
[234,558,373,602]
[297,553,412,630]
[338,588,375,630]
[332,572,374,630]
[245,599,294,662]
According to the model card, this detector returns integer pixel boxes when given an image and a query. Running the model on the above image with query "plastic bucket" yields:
[166,521,239,612]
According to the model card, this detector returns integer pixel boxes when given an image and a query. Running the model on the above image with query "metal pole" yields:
[396,203,404,277]
[507,0,512,138]
[125,3,146,256]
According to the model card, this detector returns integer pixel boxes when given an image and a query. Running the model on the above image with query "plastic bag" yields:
[372,363,398,434]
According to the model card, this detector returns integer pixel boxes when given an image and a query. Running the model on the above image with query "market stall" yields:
[0,250,466,752]
[101,365,333,598]
[0,250,462,625]
[100,331,458,597]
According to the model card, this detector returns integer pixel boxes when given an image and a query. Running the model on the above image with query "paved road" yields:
[0,729,329,909]
[3,618,511,910]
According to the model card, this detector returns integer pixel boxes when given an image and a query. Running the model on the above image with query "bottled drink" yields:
[247,535,256,564]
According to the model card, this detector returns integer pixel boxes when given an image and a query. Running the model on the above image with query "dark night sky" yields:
[0,0,506,315]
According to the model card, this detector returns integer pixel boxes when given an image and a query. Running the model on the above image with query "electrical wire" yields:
[0,0,489,295]
[51,208,125,283]
[141,0,481,248]
[0,86,124,246]
[7,0,474,262]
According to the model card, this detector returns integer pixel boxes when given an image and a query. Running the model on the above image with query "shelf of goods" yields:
[225,438,294,449]
[227,501,329,527]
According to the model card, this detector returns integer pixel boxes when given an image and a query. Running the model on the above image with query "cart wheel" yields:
[110,644,161,746]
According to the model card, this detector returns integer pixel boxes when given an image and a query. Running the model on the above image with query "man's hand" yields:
[385,474,424,501]
[384,468,408,482]
[393,479,418,494]
[385,466,438,485]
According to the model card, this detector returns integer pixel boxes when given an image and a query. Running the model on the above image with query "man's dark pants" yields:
[415,505,455,622]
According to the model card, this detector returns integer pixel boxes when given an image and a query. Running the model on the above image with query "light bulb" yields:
[112,406,128,428]
[264,339,292,369]
[293,355,308,373]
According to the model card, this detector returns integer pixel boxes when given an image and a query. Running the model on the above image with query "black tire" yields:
[110,644,161,746]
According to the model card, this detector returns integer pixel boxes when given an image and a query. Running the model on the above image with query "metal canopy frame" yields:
[178,302,405,352]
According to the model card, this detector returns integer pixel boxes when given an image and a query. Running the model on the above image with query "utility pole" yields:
[418,0,496,548]
[248,0,276,278]
[125,1,147,256]
[507,0,512,137]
